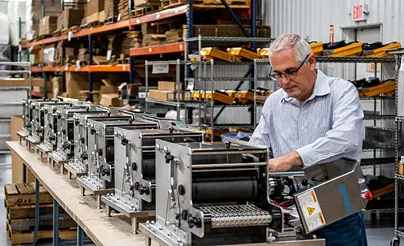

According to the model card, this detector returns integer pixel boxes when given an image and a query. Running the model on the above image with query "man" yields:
[250,34,367,246]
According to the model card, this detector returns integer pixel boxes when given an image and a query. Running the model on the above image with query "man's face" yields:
[270,49,315,102]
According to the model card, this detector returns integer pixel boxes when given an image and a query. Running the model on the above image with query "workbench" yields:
[7,141,154,246]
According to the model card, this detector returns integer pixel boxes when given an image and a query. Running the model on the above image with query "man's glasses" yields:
[269,55,310,81]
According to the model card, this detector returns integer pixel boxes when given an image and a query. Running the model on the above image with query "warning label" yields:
[297,190,326,232]
[307,207,315,215]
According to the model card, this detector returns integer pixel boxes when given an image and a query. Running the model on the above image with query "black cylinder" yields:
[142,158,155,177]
[192,173,258,203]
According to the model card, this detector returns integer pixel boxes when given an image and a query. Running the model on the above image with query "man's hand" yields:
[268,152,303,172]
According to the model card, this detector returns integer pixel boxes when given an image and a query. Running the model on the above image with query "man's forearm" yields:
[285,151,303,167]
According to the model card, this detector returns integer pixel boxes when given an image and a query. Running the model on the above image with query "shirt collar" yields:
[281,69,331,103]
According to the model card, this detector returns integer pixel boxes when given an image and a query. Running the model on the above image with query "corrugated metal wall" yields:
[265,0,403,42]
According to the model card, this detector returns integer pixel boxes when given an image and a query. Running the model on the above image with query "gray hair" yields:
[269,34,312,62]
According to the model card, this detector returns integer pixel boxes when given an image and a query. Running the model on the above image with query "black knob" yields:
[44,109,48,114]
[81,153,88,160]
[121,138,128,146]
[139,186,150,195]
[36,118,40,122]
[178,185,185,195]
[80,138,85,144]
[224,141,231,149]
[90,129,96,135]
[49,136,55,141]
[101,168,109,176]
[58,115,61,119]
[98,149,103,156]
[171,122,176,126]
[63,143,70,149]
[75,120,79,126]
[188,215,202,228]
[181,210,188,221]
[301,179,308,187]
[132,162,137,171]
[62,130,66,135]
[48,124,52,128]
[169,126,174,133]
[165,153,174,164]
[134,182,140,190]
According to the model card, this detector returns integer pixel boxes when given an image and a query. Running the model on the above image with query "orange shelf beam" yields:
[89,64,130,72]
[90,20,131,35]
[130,5,187,25]
[31,66,44,72]
[130,42,186,56]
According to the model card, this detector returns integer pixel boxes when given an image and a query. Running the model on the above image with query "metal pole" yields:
[52,199,60,246]
[129,56,134,84]
[77,226,84,246]
[34,178,40,245]
[145,60,148,113]
[251,0,257,50]
[186,0,193,124]
[88,35,93,102]
[43,72,47,98]
[62,42,66,92]
[219,0,249,37]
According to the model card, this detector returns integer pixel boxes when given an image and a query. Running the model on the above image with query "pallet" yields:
[193,0,249,4]
[4,183,53,208]
[7,204,54,220]
[105,16,118,25]
[52,30,61,37]
[132,4,160,17]
[38,34,52,40]
[61,28,69,35]
[68,25,79,33]
[7,223,76,246]
[87,20,104,28]
[80,23,88,30]
[7,217,76,232]
[160,0,170,9]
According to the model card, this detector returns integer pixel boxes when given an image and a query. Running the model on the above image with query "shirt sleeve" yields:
[249,108,273,158]
[296,83,364,167]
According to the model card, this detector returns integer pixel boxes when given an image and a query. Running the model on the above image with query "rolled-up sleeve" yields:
[296,84,363,167]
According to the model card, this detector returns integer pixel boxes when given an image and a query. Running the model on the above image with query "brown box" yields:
[183,24,271,39]
[66,72,89,99]
[105,0,119,18]
[59,8,85,29]
[135,0,148,7]
[158,81,181,91]
[57,14,64,31]
[99,94,122,106]
[10,115,35,183]
[86,0,105,17]
[39,16,58,36]
[149,90,176,101]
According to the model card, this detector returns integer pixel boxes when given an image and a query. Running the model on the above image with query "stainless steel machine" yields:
[76,119,156,208]
[101,127,203,233]
[17,99,59,144]
[36,102,80,158]
[140,141,326,246]
[48,106,103,171]
[64,111,135,179]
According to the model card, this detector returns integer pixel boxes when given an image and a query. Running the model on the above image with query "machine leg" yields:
[131,217,138,234]
[77,226,84,246]
[60,163,65,174]
[97,195,102,209]
[106,205,111,217]
[52,199,59,246]
[145,235,152,246]
[34,179,40,244]
[391,236,400,246]
[68,170,72,179]
[81,187,85,196]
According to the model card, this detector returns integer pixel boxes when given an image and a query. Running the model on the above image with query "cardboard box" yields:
[10,115,35,183]
[66,72,89,99]
[135,0,148,7]
[158,81,181,91]
[57,14,64,31]
[149,90,176,101]
[59,8,85,29]
[86,0,105,17]
[100,93,122,106]
[52,77,63,98]
[39,16,58,36]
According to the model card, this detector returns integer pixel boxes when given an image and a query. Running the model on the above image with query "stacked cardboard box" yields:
[126,31,142,48]
[118,0,130,20]
[165,29,183,43]
[57,8,85,31]
[31,0,61,37]
[86,0,105,17]
[183,24,271,39]
[141,22,169,46]
[149,81,190,101]
[39,16,58,37]
[105,0,119,19]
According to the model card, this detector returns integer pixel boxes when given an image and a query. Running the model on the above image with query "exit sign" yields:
[352,4,368,21]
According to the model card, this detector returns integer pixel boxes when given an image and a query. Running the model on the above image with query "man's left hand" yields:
[268,152,303,172]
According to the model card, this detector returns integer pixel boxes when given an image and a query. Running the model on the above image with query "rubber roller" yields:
[192,174,258,203]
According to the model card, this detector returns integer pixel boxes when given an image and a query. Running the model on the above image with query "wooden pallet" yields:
[7,217,76,232]
[80,23,88,30]
[7,223,76,246]
[61,28,69,35]
[38,34,52,40]
[132,4,160,17]
[87,20,104,28]
[68,25,79,33]
[105,16,118,25]
[7,204,54,220]
[193,0,249,4]
[160,0,170,9]
[4,183,53,208]
[52,30,61,37]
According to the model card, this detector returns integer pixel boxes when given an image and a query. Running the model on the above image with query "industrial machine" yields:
[36,102,81,157]
[65,111,135,178]
[140,141,325,246]
[17,99,59,144]
[101,127,203,233]
[76,119,156,208]
[48,106,103,170]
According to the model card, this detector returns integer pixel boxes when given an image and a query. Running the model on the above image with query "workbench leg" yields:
[60,163,65,174]
[77,226,84,246]
[81,187,85,196]
[68,170,72,179]
[131,217,138,234]
[145,235,151,246]
[34,179,40,244]
[22,163,26,183]
[97,195,102,209]
[106,204,111,217]
[53,199,59,246]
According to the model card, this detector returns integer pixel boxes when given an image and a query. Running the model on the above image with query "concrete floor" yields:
[0,155,397,246]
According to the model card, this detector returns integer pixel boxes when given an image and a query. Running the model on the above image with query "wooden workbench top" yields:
[7,141,155,246]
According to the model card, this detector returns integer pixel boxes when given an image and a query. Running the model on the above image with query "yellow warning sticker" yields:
[307,207,315,215]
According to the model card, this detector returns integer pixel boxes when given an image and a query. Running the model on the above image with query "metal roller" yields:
[192,174,258,203]
[142,158,156,177]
